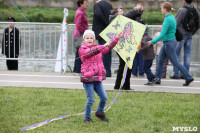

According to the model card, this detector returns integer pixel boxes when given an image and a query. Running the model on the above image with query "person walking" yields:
[170,0,199,79]
[73,0,88,75]
[153,26,169,78]
[138,27,158,85]
[147,2,194,86]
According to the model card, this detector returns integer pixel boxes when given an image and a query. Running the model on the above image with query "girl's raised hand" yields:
[116,32,123,38]
[104,42,110,48]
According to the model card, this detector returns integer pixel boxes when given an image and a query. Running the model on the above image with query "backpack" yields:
[182,5,199,34]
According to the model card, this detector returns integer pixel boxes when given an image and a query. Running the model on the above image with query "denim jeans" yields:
[143,59,156,82]
[156,39,193,83]
[98,38,112,77]
[83,81,107,118]
[132,53,144,76]
[173,34,192,77]
[73,48,82,73]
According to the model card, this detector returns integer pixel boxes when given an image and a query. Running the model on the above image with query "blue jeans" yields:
[156,39,193,83]
[143,59,156,82]
[132,53,144,75]
[73,48,82,73]
[83,81,107,118]
[173,34,192,77]
[98,38,112,77]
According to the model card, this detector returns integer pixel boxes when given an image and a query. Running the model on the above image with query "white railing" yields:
[0,22,200,72]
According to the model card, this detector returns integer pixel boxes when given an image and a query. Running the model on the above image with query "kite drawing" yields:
[100,15,146,69]
[112,20,120,30]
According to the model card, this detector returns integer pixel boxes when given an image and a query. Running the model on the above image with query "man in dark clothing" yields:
[92,0,113,77]
[171,0,199,79]
[111,4,144,90]
[2,17,20,70]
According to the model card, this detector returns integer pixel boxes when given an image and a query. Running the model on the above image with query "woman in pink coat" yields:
[73,0,88,75]
[79,30,123,122]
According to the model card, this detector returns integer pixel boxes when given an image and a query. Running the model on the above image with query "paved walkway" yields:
[0,71,200,94]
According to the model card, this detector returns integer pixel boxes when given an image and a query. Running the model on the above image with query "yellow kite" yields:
[100,15,146,69]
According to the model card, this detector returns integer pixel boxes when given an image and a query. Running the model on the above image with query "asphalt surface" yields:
[0,71,200,94]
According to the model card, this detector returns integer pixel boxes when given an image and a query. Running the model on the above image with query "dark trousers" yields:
[132,53,144,76]
[143,59,155,82]
[73,48,82,73]
[114,55,132,90]
[6,60,18,70]
[98,38,112,77]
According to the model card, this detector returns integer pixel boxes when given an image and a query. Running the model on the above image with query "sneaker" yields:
[151,78,159,84]
[95,112,109,121]
[170,76,179,79]
[84,118,93,123]
[183,78,194,86]
[144,81,153,85]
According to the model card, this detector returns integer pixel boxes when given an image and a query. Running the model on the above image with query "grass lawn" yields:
[0,87,199,133]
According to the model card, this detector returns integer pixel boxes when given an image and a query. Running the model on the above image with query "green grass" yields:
[0,87,200,133]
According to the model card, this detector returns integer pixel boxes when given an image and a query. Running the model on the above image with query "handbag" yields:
[74,34,83,49]
[175,28,183,42]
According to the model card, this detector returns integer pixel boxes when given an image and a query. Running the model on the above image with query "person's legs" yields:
[94,82,107,113]
[83,82,95,119]
[114,56,125,89]
[6,60,12,70]
[156,44,167,83]
[143,60,155,82]
[98,38,112,77]
[173,40,183,77]
[73,48,82,73]
[123,67,132,90]
[165,39,193,81]
[183,34,192,72]
[132,53,138,76]
[162,57,168,78]
[138,53,144,76]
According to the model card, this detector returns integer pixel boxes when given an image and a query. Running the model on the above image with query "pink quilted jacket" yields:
[79,36,119,82]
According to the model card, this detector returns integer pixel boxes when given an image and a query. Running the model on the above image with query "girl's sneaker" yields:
[95,112,109,121]
[84,118,93,123]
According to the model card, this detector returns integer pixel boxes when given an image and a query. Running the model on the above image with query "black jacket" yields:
[109,8,144,23]
[2,27,20,58]
[92,0,112,40]
[138,33,155,60]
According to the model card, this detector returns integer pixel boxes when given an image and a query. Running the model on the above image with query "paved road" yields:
[0,71,200,94]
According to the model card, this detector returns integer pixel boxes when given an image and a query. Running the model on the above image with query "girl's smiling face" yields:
[83,34,95,46]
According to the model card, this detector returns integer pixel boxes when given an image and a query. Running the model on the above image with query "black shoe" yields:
[155,81,160,84]
[84,118,93,123]
[179,76,185,79]
[170,76,179,79]
[183,78,194,86]
[151,78,159,84]
[95,112,109,121]
[144,81,153,85]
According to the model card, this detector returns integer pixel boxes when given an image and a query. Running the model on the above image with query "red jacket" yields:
[79,36,119,82]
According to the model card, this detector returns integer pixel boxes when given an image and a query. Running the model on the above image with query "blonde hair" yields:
[162,2,175,12]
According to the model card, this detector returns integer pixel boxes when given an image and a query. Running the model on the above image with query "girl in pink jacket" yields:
[79,30,123,122]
